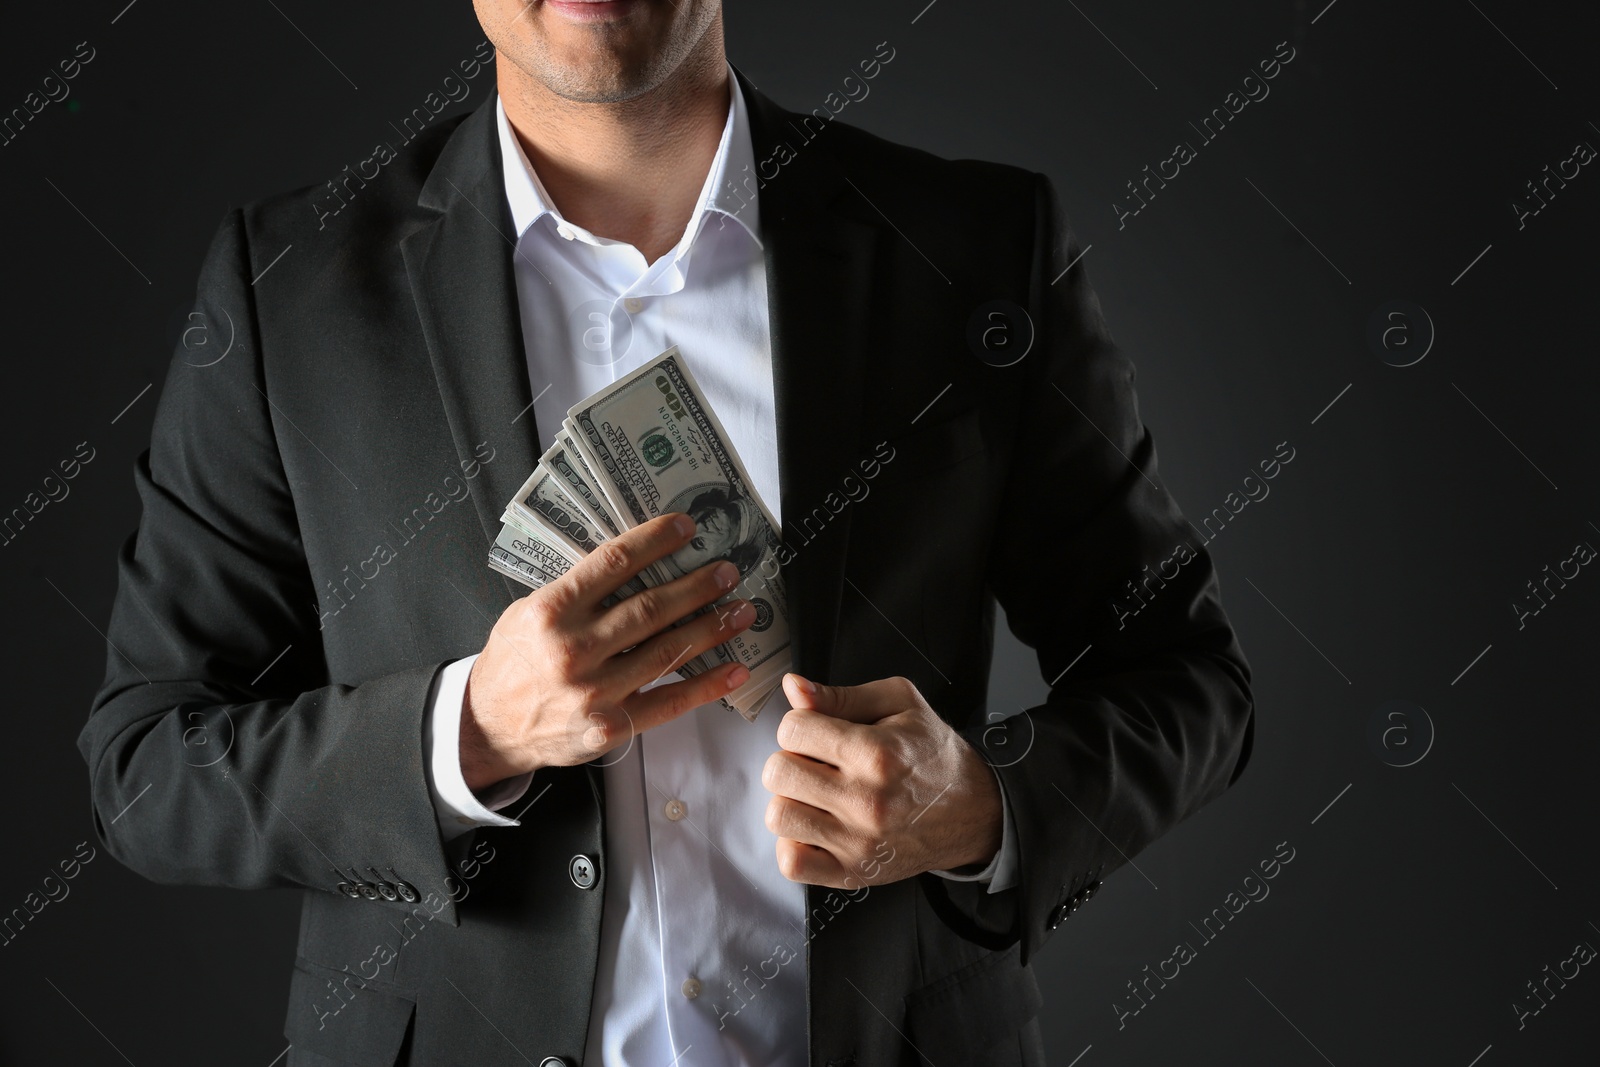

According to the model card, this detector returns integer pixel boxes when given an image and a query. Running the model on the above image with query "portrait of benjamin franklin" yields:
[661,483,766,581]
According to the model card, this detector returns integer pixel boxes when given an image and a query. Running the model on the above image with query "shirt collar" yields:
[494,63,762,253]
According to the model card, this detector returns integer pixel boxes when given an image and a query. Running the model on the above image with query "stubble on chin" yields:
[492,0,724,107]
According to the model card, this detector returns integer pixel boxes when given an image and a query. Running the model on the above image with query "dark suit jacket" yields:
[79,67,1253,1067]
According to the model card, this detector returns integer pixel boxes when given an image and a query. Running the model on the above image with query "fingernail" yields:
[728,600,755,625]
[787,673,816,696]
[727,665,751,690]
[674,514,696,538]
[713,561,739,590]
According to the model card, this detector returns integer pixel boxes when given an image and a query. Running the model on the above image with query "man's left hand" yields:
[762,673,1003,889]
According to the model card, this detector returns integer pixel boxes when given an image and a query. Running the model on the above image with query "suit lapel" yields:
[738,68,882,686]
[738,70,902,1067]
[401,96,541,603]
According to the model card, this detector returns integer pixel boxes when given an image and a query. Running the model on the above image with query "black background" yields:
[3,1,1598,1064]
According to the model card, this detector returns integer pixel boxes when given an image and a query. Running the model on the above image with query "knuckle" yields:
[776,709,803,749]
[575,715,607,750]
[569,678,608,712]
[548,629,592,674]
[762,751,788,792]
[775,840,803,882]
[855,740,894,785]
[858,788,892,835]
[593,542,634,576]
[530,585,573,626]
[577,702,625,748]
[627,585,665,617]
[653,637,690,676]
[626,589,669,632]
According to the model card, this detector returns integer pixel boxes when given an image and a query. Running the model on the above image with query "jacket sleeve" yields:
[76,208,471,926]
[921,173,1255,963]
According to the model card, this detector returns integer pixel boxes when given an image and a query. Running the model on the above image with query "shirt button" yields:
[556,224,576,240]
[681,977,702,999]
[624,297,645,313]
[663,798,687,821]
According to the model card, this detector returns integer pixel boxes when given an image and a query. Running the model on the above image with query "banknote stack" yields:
[486,347,790,722]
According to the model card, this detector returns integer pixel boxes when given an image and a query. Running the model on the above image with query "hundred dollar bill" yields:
[488,522,572,590]
[505,466,608,559]
[544,435,623,539]
[567,346,791,716]
[560,418,633,531]
[502,467,652,599]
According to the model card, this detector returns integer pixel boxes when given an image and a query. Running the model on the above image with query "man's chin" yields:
[511,53,642,103]
[493,0,718,105]
[530,43,670,104]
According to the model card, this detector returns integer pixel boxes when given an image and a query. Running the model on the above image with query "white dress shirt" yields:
[418,70,1016,1067]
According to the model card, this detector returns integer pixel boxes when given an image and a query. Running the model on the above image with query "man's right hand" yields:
[460,512,756,791]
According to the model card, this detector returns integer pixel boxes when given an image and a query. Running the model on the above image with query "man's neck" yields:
[498,51,730,265]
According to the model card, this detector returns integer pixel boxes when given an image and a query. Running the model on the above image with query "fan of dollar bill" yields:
[487,346,791,721]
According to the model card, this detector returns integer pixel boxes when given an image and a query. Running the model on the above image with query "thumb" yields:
[782,673,885,724]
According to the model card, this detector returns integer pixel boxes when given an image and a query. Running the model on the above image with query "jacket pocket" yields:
[284,958,416,1066]
[901,942,1042,1057]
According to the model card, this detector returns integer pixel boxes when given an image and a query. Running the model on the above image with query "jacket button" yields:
[342,867,378,899]
[540,1059,569,1067]
[569,854,598,890]
[367,870,398,901]
[387,870,420,902]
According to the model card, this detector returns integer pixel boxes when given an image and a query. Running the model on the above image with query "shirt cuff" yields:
[424,654,535,843]
[928,762,1018,895]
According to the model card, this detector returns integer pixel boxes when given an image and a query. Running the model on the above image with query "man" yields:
[78,1,1254,1064]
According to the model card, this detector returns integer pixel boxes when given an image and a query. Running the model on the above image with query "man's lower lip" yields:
[545,0,642,22]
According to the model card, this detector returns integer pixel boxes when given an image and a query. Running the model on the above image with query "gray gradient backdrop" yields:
[2,1,1597,1064]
